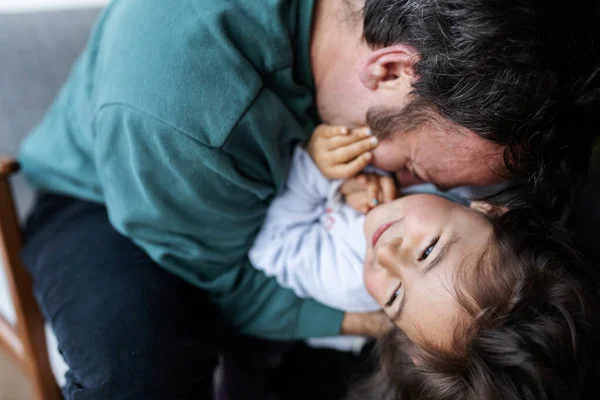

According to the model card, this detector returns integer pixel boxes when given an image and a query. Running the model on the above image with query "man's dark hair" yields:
[361,0,600,220]
[350,211,600,399]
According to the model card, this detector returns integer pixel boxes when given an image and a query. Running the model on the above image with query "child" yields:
[353,210,600,399]
[250,125,600,399]
[249,124,479,316]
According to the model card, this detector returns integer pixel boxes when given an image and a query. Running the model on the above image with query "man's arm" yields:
[93,104,343,339]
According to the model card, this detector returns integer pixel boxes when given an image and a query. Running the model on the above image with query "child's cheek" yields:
[363,265,385,306]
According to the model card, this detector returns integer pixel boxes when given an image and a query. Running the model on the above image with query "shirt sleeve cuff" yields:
[293,298,344,339]
[326,179,345,211]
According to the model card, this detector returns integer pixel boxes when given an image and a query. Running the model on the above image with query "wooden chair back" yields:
[0,158,61,400]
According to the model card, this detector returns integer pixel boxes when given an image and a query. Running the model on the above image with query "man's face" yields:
[313,37,506,189]
[317,77,507,189]
[369,117,507,189]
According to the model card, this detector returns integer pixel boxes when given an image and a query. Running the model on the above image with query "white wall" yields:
[0,0,110,13]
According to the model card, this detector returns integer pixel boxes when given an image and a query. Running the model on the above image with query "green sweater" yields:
[19,0,344,339]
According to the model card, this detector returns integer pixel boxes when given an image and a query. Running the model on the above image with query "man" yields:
[19,0,599,398]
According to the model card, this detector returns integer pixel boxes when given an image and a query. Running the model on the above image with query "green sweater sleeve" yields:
[93,104,343,339]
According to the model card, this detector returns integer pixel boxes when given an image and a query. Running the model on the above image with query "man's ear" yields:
[358,45,419,91]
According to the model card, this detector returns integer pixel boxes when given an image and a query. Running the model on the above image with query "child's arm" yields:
[249,146,380,312]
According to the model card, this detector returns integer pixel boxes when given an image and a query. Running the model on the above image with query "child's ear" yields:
[470,201,508,217]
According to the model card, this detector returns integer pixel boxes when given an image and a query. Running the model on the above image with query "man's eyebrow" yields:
[421,234,460,276]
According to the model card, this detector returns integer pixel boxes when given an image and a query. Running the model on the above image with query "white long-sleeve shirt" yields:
[249,147,380,313]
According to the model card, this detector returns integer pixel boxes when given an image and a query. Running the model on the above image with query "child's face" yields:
[363,194,493,348]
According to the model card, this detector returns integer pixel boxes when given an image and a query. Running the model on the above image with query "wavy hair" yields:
[361,0,600,220]
[350,211,600,399]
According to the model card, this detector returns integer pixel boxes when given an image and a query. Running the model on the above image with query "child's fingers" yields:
[345,192,372,214]
[316,124,350,140]
[327,127,372,149]
[356,174,368,186]
[339,174,368,195]
[367,176,381,208]
[380,176,397,203]
[333,152,373,179]
[351,127,372,137]
[332,136,378,164]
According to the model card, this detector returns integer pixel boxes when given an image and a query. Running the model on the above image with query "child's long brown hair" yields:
[351,211,600,399]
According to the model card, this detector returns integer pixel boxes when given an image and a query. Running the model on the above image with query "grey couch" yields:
[0,6,102,387]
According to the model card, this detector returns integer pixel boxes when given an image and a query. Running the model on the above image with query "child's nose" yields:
[376,236,405,270]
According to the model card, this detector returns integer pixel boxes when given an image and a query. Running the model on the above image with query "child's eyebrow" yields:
[421,234,460,276]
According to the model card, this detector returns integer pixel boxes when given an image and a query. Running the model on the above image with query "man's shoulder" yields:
[91,0,298,147]
[101,0,296,69]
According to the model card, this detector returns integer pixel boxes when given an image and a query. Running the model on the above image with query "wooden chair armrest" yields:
[0,157,20,177]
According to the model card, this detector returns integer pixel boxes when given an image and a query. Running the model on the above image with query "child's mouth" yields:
[372,219,401,247]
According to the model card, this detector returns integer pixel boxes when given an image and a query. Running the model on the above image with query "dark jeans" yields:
[22,193,371,399]
[22,193,220,399]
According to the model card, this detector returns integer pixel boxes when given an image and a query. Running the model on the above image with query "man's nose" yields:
[395,169,426,187]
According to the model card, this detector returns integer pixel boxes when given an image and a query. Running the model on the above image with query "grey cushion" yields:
[0,8,100,219]
[0,7,101,387]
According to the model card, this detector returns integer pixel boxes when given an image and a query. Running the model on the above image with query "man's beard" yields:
[366,98,435,141]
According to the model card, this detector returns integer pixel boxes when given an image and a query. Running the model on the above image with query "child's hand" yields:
[340,174,397,214]
[341,311,394,338]
[307,124,378,180]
